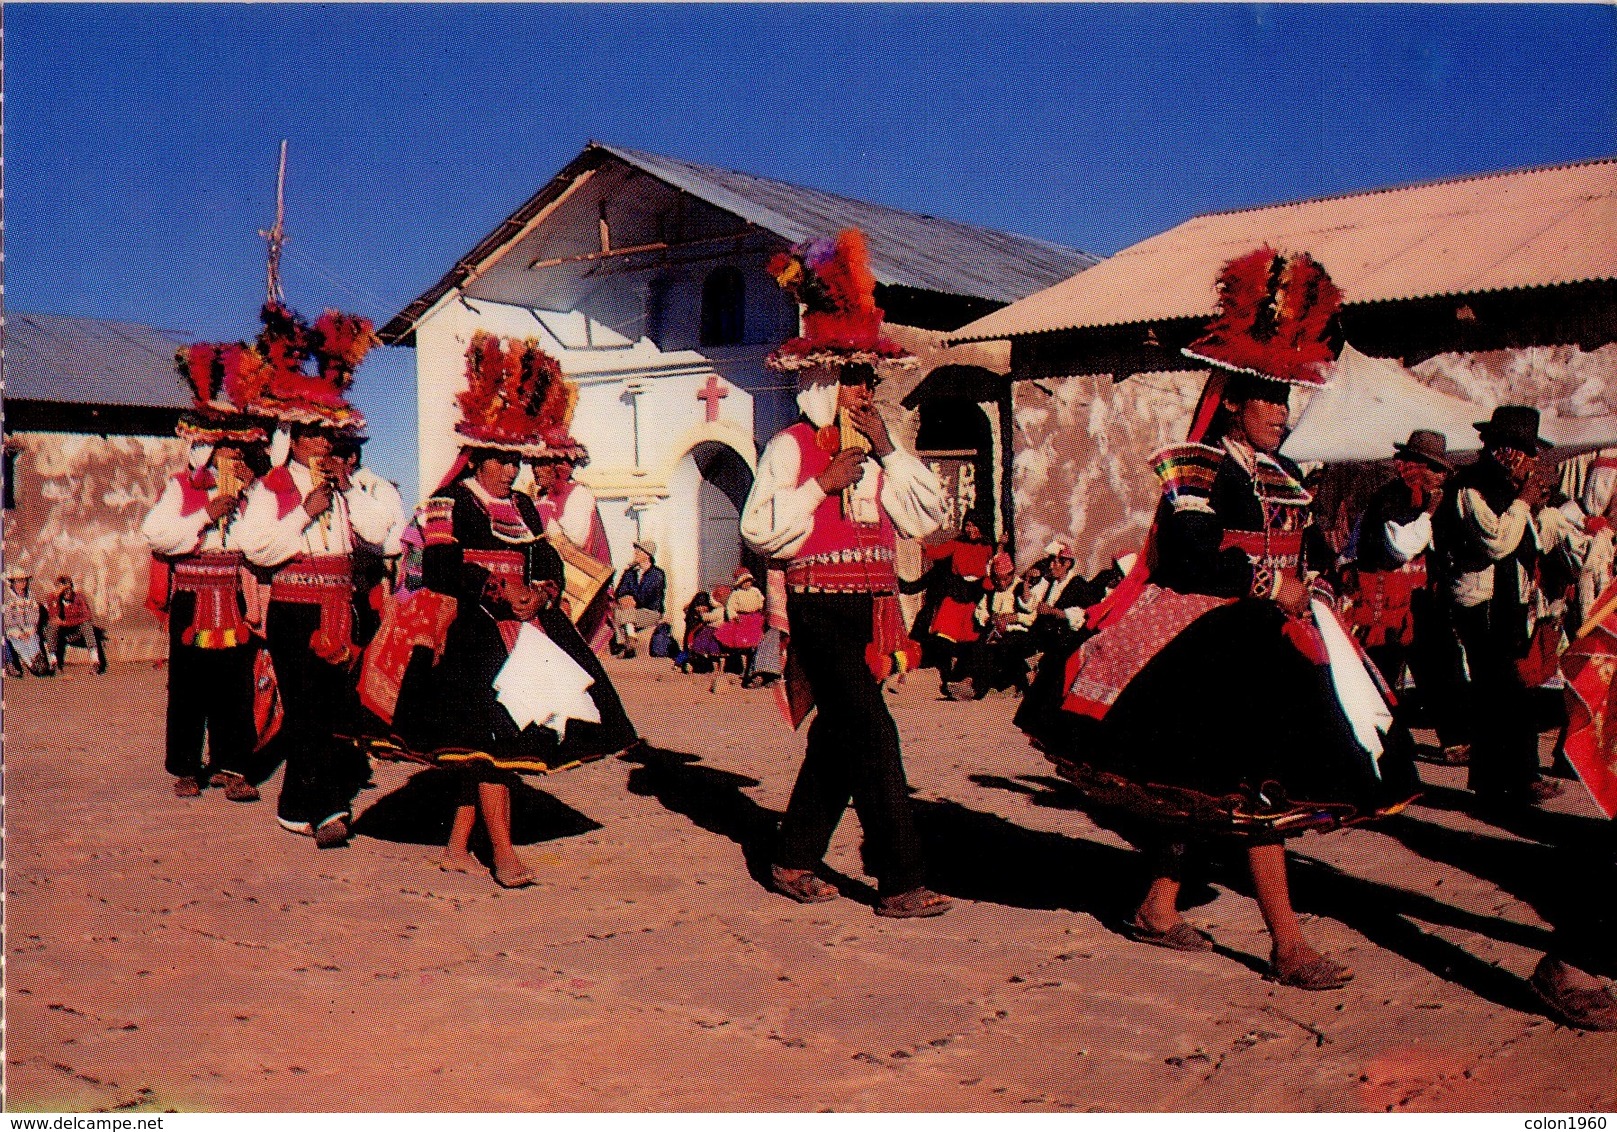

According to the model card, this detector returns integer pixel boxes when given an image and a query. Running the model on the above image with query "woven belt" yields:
[173,551,249,648]
[271,554,356,665]
[271,555,353,600]
[465,548,526,584]
[1219,529,1304,560]
[786,547,897,594]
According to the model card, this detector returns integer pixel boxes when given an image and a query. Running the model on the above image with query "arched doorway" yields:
[690,440,754,591]
[914,397,996,538]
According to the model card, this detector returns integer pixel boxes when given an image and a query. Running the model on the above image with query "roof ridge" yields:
[1191,154,1617,222]
[10,309,191,338]
[595,141,1099,261]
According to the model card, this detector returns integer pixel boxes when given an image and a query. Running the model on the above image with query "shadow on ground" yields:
[623,743,1152,923]
[351,766,602,846]
[969,768,1568,1014]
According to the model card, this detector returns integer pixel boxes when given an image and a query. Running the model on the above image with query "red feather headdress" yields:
[453,333,579,457]
[173,341,272,444]
[765,228,915,379]
[248,302,376,430]
[1182,247,1343,386]
[176,302,378,438]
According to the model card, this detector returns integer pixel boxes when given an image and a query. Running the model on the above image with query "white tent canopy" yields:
[1281,344,1617,464]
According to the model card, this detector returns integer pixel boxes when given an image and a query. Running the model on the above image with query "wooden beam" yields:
[527,227,761,272]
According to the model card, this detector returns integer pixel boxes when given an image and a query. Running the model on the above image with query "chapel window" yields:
[700,267,745,347]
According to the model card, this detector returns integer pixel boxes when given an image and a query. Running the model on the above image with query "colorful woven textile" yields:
[1062,584,1230,719]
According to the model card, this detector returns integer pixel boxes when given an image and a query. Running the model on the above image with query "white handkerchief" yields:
[493,623,600,740]
[1312,598,1394,772]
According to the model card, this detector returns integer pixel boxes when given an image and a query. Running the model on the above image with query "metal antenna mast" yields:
[259,140,289,305]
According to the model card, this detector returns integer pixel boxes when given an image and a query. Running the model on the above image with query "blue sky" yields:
[8,4,1615,502]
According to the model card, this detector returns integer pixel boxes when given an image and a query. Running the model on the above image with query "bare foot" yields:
[492,857,536,889]
[439,850,479,874]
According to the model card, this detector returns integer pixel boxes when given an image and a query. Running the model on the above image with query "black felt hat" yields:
[1474,406,1551,452]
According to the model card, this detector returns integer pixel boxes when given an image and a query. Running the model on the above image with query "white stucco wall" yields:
[413,295,759,622]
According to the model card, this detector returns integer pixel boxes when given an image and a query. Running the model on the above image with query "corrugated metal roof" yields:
[594,144,1099,303]
[952,158,1617,344]
[4,311,191,408]
[381,141,1099,342]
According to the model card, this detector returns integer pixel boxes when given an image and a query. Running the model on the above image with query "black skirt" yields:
[1051,600,1420,839]
[389,602,637,776]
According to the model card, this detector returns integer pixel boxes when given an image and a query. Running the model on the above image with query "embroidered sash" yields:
[172,551,251,648]
[271,554,356,665]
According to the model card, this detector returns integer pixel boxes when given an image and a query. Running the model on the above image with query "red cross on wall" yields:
[697,374,729,422]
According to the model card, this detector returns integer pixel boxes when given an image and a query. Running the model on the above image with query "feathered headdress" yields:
[765,229,915,378]
[248,302,377,431]
[454,332,578,457]
[173,340,273,445]
[175,302,378,439]
[1182,247,1343,387]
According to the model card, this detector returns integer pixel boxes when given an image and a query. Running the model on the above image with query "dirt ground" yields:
[4,656,1615,1113]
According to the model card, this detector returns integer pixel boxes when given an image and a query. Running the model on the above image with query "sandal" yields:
[875,887,952,919]
[1127,917,1214,952]
[313,817,351,849]
[771,865,839,904]
[1530,957,1617,1032]
[221,775,260,802]
[1269,948,1353,990]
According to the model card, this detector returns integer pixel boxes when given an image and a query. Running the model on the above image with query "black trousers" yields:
[1451,601,1541,796]
[1366,588,1470,748]
[164,592,256,780]
[266,600,360,829]
[54,624,106,672]
[777,592,926,895]
[958,631,1038,696]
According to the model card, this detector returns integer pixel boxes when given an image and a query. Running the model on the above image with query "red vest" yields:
[783,422,898,594]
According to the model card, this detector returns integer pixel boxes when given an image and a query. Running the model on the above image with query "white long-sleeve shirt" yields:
[740,431,945,559]
[141,476,235,556]
[1449,488,1536,608]
[351,466,407,558]
[1382,512,1435,566]
[1042,569,1090,632]
[235,460,397,568]
[1582,451,1617,520]
[544,482,601,550]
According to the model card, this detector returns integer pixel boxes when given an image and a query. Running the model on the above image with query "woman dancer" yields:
[383,335,636,887]
[1046,249,1419,989]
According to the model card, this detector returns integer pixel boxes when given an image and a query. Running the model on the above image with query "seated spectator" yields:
[47,574,107,675]
[945,551,1037,700]
[1013,540,1111,748]
[610,539,666,658]
[681,591,725,674]
[712,566,767,689]
[3,568,54,678]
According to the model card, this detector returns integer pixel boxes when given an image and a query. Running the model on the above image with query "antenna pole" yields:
[259,140,288,305]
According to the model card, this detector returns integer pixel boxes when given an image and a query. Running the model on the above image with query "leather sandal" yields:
[1127,917,1214,952]
[222,775,260,802]
[1269,948,1353,990]
[770,865,838,904]
[1531,957,1617,1032]
[313,817,351,849]
[875,887,952,919]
